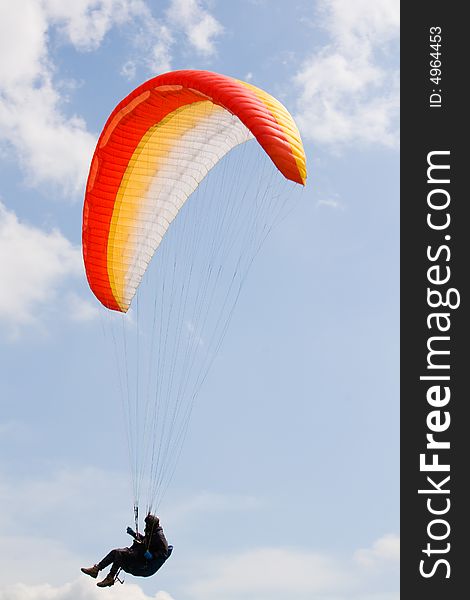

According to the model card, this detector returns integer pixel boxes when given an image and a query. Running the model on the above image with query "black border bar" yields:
[401,3,468,597]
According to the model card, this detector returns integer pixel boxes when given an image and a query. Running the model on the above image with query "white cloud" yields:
[155,593,176,600]
[0,82,96,194]
[354,534,400,567]
[0,539,80,591]
[188,547,349,599]
[0,579,173,600]
[121,60,138,80]
[0,202,82,334]
[125,15,174,77]
[66,292,100,321]
[147,23,174,73]
[167,0,224,56]
[0,0,96,194]
[43,0,143,51]
[323,0,399,46]
[0,0,46,88]
[185,536,399,600]
[294,0,399,148]
[317,197,343,210]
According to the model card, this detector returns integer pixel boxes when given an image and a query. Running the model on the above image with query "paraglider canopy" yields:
[82,70,307,313]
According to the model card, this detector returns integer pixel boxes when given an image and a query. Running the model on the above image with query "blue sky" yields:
[0,1,399,599]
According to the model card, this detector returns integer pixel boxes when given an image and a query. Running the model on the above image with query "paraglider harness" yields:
[113,544,174,584]
[114,508,173,584]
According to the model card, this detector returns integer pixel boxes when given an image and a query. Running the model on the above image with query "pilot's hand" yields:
[126,527,136,537]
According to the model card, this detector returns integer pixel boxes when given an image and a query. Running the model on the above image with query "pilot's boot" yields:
[96,573,116,587]
[81,565,100,578]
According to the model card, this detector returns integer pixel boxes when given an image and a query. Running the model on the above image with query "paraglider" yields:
[81,514,172,587]
[82,69,306,585]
